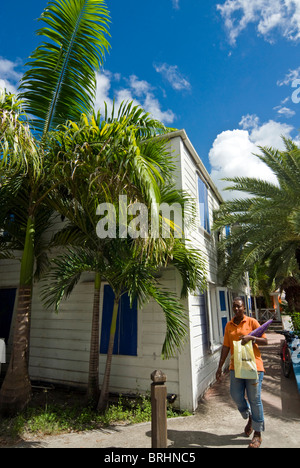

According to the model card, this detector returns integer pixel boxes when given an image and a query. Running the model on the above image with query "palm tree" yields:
[96,238,205,412]
[214,138,300,311]
[0,92,54,414]
[41,104,206,409]
[42,104,205,407]
[0,0,110,414]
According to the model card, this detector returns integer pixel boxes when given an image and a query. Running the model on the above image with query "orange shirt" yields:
[223,315,266,372]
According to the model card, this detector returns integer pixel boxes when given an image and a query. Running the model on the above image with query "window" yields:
[198,176,210,234]
[100,285,138,356]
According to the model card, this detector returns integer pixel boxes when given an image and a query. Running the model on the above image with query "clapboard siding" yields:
[0,259,20,288]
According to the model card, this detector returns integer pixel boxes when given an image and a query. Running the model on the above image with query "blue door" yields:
[100,285,138,356]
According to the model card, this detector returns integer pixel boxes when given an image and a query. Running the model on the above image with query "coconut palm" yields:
[214,138,300,311]
[0,0,110,414]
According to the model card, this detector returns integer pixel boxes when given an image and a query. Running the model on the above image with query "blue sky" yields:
[1,0,300,198]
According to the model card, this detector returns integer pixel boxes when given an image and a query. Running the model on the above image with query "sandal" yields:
[244,418,253,438]
[248,434,262,449]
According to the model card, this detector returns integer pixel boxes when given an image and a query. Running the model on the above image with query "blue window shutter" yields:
[100,285,138,356]
[222,316,228,335]
[219,290,227,311]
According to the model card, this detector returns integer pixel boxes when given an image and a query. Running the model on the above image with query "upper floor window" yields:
[197,175,210,234]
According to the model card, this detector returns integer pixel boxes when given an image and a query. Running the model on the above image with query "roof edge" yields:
[166,129,224,204]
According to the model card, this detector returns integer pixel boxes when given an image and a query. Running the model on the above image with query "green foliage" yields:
[291,312,300,334]
[0,90,39,177]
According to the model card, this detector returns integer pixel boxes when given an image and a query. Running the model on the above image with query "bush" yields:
[291,312,300,334]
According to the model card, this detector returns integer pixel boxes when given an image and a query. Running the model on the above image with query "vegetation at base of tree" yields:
[0,389,191,444]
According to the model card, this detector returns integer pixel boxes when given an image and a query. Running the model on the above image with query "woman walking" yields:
[216,297,268,448]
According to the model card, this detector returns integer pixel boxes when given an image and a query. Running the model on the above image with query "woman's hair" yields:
[233,296,245,305]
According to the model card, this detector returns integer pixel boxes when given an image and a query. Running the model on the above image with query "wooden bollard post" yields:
[151,370,167,449]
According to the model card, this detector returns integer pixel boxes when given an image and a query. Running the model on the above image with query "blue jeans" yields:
[230,370,265,432]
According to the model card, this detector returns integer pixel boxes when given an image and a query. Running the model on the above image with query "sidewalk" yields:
[13,333,300,448]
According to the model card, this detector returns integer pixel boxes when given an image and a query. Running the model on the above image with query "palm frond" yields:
[222,176,282,199]
[19,0,110,135]
[256,144,300,191]
[42,247,105,311]
[147,286,189,360]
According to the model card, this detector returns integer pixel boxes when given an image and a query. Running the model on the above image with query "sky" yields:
[1,0,300,199]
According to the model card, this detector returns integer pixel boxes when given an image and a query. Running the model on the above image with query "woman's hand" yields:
[241,335,268,346]
[240,335,254,346]
[216,367,223,382]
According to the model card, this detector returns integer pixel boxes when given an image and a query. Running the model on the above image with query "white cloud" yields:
[172,0,180,10]
[217,0,300,45]
[95,70,175,124]
[274,105,296,117]
[154,63,191,91]
[209,115,294,200]
[249,119,293,147]
[239,114,260,130]
[277,66,300,86]
[0,57,22,93]
[129,75,152,97]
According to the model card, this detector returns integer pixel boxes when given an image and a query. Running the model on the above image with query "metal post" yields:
[151,370,167,449]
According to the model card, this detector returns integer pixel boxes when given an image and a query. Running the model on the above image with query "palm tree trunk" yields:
[97,296,119,412]
[0,216,35,415]
[86,273,101,406]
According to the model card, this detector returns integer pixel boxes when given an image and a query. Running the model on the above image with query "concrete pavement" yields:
[13,333,300,448]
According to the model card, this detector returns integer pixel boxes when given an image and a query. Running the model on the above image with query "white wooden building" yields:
[0,130,249,412]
